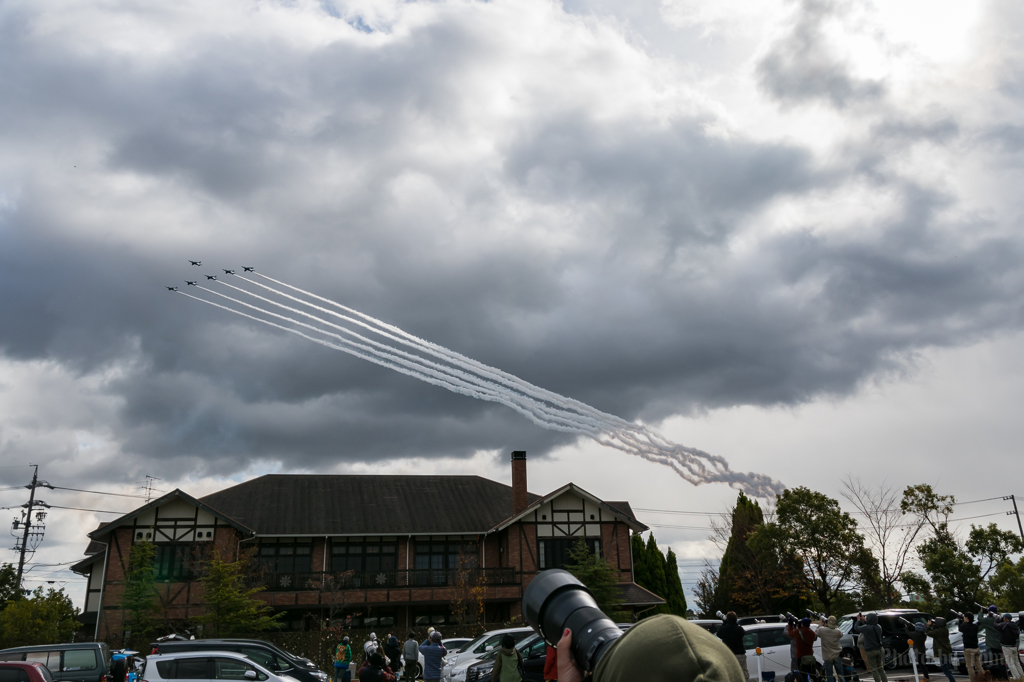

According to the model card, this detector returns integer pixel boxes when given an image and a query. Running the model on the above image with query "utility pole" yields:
[15,465,38,593]
[1006,495,1024,541]
[12,465,51,595]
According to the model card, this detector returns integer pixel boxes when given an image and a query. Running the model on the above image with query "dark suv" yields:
[0,643,112,682]
[838,609,932,669]
[149,641,326,682]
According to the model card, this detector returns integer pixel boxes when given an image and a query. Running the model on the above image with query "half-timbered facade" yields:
[73,452,664,640]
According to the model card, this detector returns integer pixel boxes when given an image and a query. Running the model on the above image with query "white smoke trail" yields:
[182,273,785,497]
[181,290,601,436]
[205,282,607,435]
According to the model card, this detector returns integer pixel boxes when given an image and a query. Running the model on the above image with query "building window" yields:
[538,538,600,570]
[153,544,200,581]
[413,538,477,586]
[413,606,460,626]
[257,539,313,588]
[330,538,398,573]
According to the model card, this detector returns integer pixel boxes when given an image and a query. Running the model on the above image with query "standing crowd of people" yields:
[333,628,448,682]
[716,607,1024,682]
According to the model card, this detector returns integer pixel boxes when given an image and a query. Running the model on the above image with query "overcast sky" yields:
[2,0,1023,608]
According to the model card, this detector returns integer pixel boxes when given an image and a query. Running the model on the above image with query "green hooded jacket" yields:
[594,614,744,682]
[978,612,1001,649]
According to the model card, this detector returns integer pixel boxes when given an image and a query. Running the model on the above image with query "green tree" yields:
[771,487,869,615]
[123,541,159,636]
[631,534,651,593]
[0,586,80,646]
[662,548,688,616]
[565,539,625,620]
[906,523,1024,613]
[0,563,19,610]
[644,535,669,603]
[989,556,1024,611]
[717,494,808,615]
[194,550,282,636]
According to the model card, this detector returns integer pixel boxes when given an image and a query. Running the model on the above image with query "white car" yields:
[442,628,534,682]
[442,640,474,655]
[143,651,289,682]
[740,622,823,681]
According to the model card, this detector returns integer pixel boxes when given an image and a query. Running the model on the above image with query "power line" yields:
[49,485,147,499]
[46,504,128,515]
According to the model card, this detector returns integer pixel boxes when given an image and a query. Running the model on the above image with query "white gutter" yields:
[93,541,110,642]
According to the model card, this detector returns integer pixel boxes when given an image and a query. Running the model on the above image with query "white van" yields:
[142,651,289,682]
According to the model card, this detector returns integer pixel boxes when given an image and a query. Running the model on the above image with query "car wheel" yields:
[883,648,899,670]
[410,662,423,679]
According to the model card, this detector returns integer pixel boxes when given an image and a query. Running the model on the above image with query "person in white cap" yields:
[364,633,379,659]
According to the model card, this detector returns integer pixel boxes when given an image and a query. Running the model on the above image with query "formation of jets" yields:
[169,264,255,291]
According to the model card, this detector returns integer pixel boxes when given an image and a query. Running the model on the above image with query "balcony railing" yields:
[254,567,517,592]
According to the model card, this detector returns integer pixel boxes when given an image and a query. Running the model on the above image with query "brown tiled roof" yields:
[605,501,636,519]
[616,582,667,606]
[198,474,541,536]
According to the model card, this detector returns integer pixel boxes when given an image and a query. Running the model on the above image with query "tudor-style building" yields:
[73,452,664,640]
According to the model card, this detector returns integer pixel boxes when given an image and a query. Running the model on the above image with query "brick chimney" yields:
[511,451,528,515]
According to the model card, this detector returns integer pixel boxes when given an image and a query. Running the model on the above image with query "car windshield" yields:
[476,635,540,663]
[838,617,855,634]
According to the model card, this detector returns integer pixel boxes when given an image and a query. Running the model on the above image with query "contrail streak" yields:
[179,272,785,497]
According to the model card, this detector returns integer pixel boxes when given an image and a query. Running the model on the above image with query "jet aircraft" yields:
[242,266,254,272]
[206,275,218,280]
[166,286,178,291]
[185,281,197,286]
[223,269,236,275]
[189,260,201,266]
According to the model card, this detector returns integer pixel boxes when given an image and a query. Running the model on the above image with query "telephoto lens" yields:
[523,569,622,674]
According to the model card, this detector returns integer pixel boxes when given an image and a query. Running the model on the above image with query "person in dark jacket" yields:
[995,614,1024,680]
[383,636,402,677]
[927,618,955,682]
[358,653,396,682]
[717,612,750,681]
[958,613,981,682]
[854,613,888,682]
[788,617,818,682]
[911,622,931,682]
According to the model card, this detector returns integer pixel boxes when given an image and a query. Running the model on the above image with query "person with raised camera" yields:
[817,616,844,682]
[994,613,1024,680]
[854,613,888,682]
[979,605,1003,668]
[716,612,749,682]
[957,613,980,682]
[787,616,817,682]
[926,618,955,682]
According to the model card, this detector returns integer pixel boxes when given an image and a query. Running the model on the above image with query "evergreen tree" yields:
[630,534,650,590]
[194,550,282,636]
[565,539,625,620]
[645,535,669,602]
[662,548,688,616]
[123,541,159,636]
[716,492,764,611]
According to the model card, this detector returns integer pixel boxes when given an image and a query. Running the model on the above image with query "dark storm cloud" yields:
[0,0,1022,486]
[757,0,886,108]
